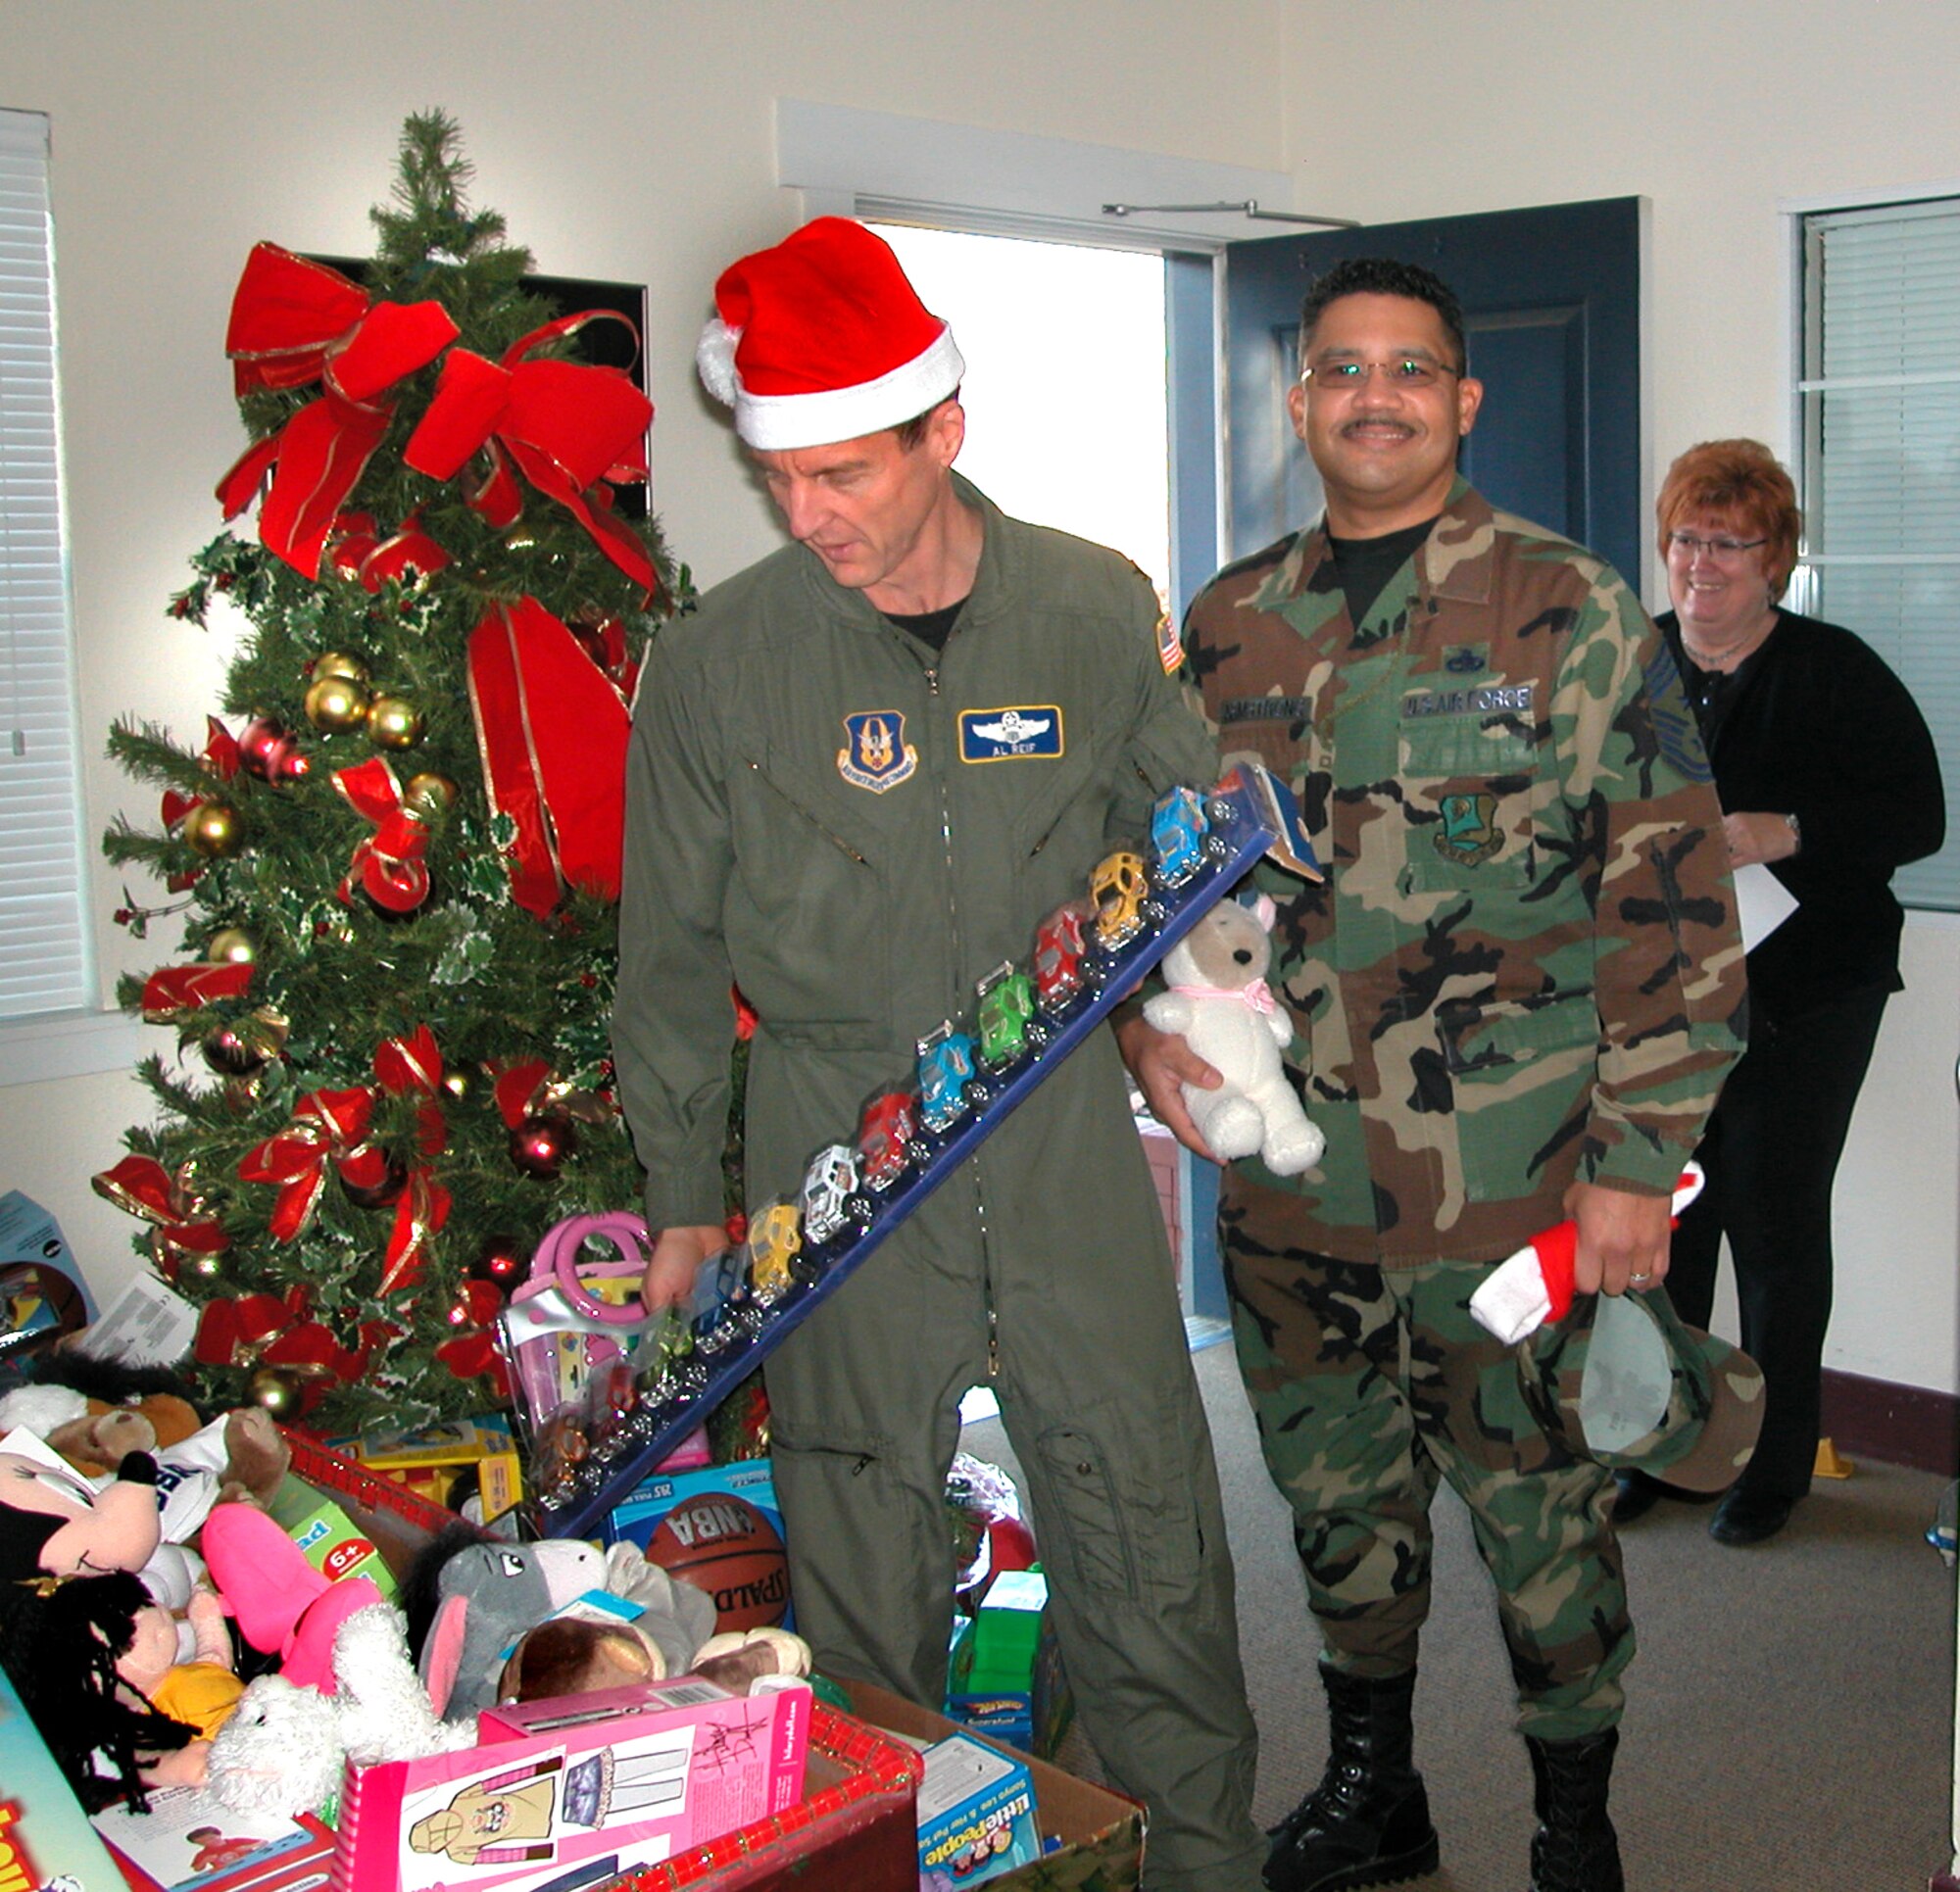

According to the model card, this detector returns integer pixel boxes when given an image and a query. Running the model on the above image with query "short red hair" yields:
[1655,439,1802,596]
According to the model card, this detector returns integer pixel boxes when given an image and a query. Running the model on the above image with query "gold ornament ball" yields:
[315,650,370,685]
[182,802,243,858]
[246,1366,304,1420]
[404,771,458,821]
[204,926,256,965]
[305,672,369,732]
[503,524,539,553]
[366,694,425,751]
[185,1247,226,1282]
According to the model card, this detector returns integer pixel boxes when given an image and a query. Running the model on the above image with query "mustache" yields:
[1338,418,1416,438]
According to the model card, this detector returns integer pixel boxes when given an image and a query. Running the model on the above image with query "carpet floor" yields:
[961,1334,1957,1890]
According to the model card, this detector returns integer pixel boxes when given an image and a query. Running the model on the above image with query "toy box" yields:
[945,1570,1073,1760]
[603,1458,794,1634]
[915,1730,1041,1885]
[266,1480,400,1602]
[331,1414,524,1523]
[838,1678,1144,1891]
[0,1658,128,1891]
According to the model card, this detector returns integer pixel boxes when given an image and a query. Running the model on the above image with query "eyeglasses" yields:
[1299,357,1462,390]
[1667,531,1768,563]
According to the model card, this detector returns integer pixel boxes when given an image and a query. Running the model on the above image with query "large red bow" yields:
[216,244,459,580]
[466,597,631,916]
[192,1286,385,1414]
[91,1155,229,1275]
[237,1086,389,1240]
[333,756,431,914]
[403,312,655,593]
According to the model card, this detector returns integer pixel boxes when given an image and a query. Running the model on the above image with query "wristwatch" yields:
[1784,811,1801,852]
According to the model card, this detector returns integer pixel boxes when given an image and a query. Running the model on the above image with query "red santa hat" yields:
[696,218,965,451]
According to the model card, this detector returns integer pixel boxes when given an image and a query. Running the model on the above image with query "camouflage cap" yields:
[1520,1285,1763,1493]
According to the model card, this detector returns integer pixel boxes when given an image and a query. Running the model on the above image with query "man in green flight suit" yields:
[1120,258,1747,1892]
[614,218,1265,1891]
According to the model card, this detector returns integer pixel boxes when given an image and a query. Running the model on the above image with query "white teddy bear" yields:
[1145,894,1325,1177]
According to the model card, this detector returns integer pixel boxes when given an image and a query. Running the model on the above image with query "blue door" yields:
[1218,197,1645,583]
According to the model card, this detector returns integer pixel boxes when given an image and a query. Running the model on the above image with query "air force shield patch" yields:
[838,710,919,792]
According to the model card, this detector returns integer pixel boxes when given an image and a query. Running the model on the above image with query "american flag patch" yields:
[1156,611,1184,675]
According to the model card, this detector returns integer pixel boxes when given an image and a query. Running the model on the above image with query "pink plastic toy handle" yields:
[532,1210,655,1326]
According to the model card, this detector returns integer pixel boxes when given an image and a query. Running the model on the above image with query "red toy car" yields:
[1033,897,1096,1012]
[856,1089,920,1192]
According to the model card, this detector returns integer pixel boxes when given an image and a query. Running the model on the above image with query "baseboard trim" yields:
[1821,1368,1959,1477]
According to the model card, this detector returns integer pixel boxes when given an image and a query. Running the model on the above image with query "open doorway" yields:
[868,222,1172,608]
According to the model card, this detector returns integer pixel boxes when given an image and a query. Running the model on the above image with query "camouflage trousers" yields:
[1222,1225,1632,1740]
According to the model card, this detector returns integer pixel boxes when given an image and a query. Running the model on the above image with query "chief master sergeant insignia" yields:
[1437,791,1501,864]
[838,710,919,792]
[959,705,1063,761]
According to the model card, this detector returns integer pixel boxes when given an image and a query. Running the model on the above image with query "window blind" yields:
[0,108,89,1019]
[1799,198,1960,910]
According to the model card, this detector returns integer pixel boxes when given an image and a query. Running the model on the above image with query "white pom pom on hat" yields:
[697,217,964,451]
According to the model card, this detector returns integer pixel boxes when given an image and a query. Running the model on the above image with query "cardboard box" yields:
[839,1678,1144,1891]
[916,1730,1042,1883]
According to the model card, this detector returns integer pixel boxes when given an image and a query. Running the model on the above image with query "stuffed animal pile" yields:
[0,1352,809,1826]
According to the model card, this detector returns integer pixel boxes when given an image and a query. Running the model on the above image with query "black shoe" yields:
[1609,1470,1664,1525]
[1526,1729,1623,1892]
[1709,1485,1796,1546]
[1265,1668,1441,1892]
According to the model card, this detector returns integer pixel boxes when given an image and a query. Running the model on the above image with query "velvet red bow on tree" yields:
[325,509,453,593]
[237,1086,390,1240]
[160,717,242,833]
[90,1155,229,1278]
[192,1286,387,1414]
[140,960,255,1024]
[466,597,632,916]
[333,755,431,914]
[216,244,460,580]
[371,1026,451,1295]
[403,311,655,593]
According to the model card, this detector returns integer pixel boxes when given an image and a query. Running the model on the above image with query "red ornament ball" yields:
[510,1110,576,1180]
[468,1237,528,1297]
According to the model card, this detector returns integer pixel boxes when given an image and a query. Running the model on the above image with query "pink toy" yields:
[200,1501,383,1692]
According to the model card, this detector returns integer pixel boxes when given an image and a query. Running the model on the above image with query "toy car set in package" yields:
[500,766,1314,1539]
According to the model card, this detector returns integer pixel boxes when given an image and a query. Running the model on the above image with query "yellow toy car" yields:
[1090,849,1151,949]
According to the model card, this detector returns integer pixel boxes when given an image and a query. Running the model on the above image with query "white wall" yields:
[0,0,1286,1301]
[3,0,1955,1405]
[1275,0,1960,1400]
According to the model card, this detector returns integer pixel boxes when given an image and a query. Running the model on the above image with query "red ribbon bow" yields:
[403,312,655,593]
[466,597,632,916]
[333,756,431,914]
[162,717,243,832]
[192,1287,383,1414]
[371,1026,451,1295]
[91,1155,229,1274]
[141,960,255,1023]
[325,509,453,593]
[237,1086,389,1241]
[216,244,460,580]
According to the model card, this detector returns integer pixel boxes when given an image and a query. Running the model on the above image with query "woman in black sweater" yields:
[1620,439,1945,1545]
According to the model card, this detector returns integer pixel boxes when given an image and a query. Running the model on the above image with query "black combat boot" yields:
[1264,1667,1440,1892]
[1525,1728,1625,1892]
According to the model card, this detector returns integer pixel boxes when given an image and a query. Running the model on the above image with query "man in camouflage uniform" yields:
[1121,259,1745,1892]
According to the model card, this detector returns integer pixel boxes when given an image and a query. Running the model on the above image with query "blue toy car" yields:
[1150,785,1213,888]
[916,1022,980,1133]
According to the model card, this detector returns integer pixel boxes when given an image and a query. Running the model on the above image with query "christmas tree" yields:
[94,113,693,1432]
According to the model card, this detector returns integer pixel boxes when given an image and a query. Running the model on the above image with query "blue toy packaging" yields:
[604,1457,795,1633]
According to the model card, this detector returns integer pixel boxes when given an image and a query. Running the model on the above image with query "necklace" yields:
[1681,605,1778,673]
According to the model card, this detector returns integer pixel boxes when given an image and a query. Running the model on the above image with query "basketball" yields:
[644,1489,791,1631]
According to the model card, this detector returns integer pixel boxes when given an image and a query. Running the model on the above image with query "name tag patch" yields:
[838,710,919,792]
[1220,696,1312,727]
[959,705,1063,762]
[1401,683,1535,719]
